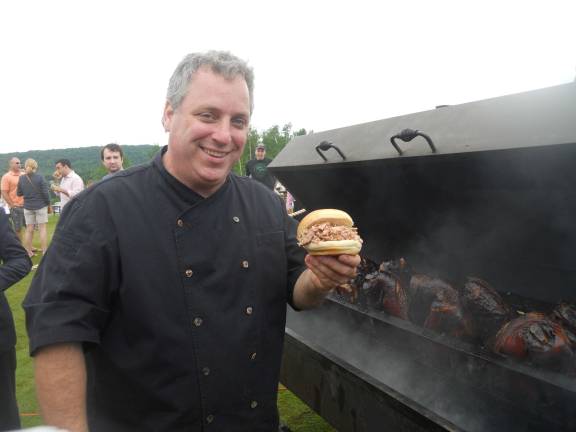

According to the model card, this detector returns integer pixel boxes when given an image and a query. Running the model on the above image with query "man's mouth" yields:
[201,147,229,158]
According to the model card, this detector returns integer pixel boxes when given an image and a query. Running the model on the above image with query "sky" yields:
[0,0,574,153]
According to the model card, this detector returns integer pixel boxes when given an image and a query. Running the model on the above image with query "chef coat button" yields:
[250,400,258,409]
[246,306,253,315]
[177,219,184,227]
[193,317,203,327]
[202,367,210,376]
[185,269,193,277]
[250,352,257,360]
[233,216,240,223]
[206,414,214,423]
[241,260,249,268]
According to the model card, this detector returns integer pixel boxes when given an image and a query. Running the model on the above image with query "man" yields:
[50,159,84,208]
[245,142,278,190]
[25,51,359,432]
[0,210,32,431]
[101,143,124,179]
[1,158,25,241]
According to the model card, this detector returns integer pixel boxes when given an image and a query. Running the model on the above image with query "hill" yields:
[1,123,309,184]
[0,145,160,183]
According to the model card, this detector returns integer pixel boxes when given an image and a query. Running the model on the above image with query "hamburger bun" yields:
[297,209,362,256]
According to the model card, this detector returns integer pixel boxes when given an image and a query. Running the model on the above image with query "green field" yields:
[5,215,334,430]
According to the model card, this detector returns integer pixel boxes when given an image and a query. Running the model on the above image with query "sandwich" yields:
[297,209,363,255]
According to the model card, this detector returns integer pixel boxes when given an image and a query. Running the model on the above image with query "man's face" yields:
[255,148,265,160]
[162,67,250,196]
[9,158,21,173]
[55,163,68,177]
[102,149,123,173]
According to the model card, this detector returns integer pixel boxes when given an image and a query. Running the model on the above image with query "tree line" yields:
[0,145,160,184]
[0,123,309,183]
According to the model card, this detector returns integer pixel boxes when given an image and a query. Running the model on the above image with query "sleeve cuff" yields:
[25,301,109,356]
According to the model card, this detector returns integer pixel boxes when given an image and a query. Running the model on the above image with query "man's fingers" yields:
[306,257,342,286]
[305,255,358,287]
[336,283,353,293]
[318,255,358,279]
[337,254,361,272]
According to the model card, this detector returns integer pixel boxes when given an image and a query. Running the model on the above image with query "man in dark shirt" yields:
[245,143,277,190]
[101,143,124,180]
[0,210,32,431]
[24,51,359,432]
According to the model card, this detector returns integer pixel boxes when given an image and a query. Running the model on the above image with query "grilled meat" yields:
[335,256,378,305]
[461,277,512,343]
[379,257,412,280]
[551,303,576,334]
[359,271,410,319]
[551,302,576,348]
[298,222,361,246]
[493,312,575,371]
[334,253,576,374]
[409,274,467,337]
[336,257,410,319]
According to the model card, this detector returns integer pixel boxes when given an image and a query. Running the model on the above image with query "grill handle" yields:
[390,129,437,155]
[315,141,347,162]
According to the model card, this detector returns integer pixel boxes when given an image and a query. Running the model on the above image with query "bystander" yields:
[1,158,25,241]
[50,159,84,208]
[101,143,124,180]
[245,142,277,190]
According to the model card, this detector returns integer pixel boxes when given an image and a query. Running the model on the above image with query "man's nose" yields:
[212,121,233,145]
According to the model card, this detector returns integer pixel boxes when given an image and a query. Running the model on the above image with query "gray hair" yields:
[166,51,254,114]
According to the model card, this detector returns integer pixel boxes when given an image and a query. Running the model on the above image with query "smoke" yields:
[286,302,492,431]
[285,298,574,431]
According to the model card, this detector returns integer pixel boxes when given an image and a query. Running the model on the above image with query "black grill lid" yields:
[270,82,576,167]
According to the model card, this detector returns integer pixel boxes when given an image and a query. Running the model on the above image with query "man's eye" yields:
[198,112,215,121]
[232,117,247,128]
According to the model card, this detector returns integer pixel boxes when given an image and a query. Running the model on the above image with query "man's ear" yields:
[162,101,174,132]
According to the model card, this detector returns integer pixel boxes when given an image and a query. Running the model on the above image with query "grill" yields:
[269,82,576,432]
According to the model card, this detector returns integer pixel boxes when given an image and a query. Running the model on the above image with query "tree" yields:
[147,144,161,160]
[235,127,260,176]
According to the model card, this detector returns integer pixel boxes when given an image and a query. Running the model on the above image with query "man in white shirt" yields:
[51,159,85,208]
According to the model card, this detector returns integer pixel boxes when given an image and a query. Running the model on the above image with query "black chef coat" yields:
[1,210,31,350]
[24,147,306,431]
[1,211,29,432]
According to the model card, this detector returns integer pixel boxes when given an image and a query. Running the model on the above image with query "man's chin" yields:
[201,170,229,185]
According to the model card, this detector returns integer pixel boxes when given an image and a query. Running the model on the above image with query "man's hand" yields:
[1,190,14,208]
[305,254,359,293]
[293,254,360,309]
[51,184,68,196]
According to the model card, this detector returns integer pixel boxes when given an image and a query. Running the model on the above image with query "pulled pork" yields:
[298,222,362,246]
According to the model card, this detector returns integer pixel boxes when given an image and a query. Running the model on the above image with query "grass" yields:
[278,384,335,431]
[5,214,334,431]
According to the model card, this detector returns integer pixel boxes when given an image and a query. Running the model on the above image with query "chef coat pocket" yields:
[256,230,284,247]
